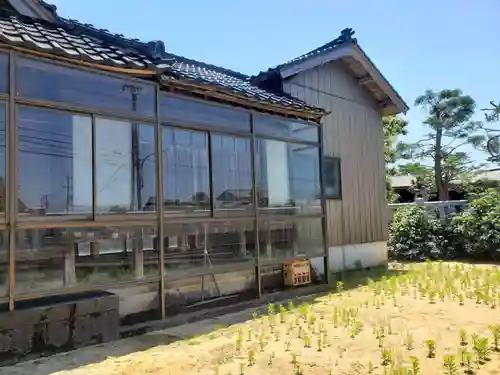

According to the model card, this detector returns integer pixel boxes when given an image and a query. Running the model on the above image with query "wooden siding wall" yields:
[283,61,387,246]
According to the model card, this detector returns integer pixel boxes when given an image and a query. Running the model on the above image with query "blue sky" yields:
[52,0,499,165]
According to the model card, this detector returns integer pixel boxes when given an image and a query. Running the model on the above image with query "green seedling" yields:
[463,351,474,374]
[367,360,374,374]
[247,349,256,367]
[291,352,298,366]
[285,340,292,352]
[268,303,275,315]
[317,334,322,352]
[279,304,287,323]
[404,331,414,351]
[443,355,458,375]
[426,339,436,358]
[246,327,253,342]
[235,329,243,353]
[472,336,490,363]
[377,333,385,348]
[297,326,303,339]
[303,335,312,348]
[488,324,500,351]
[287,301,295,312]
[239,362,245,375]
[459,328,468,346]
[380,347,392,366]
[259,334,266,352]
[459,347,466,366]
[409,356,420,375]
[268,352,275,366]
[336,280,344,294]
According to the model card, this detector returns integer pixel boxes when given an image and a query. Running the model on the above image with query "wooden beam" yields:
[358,75,374,86]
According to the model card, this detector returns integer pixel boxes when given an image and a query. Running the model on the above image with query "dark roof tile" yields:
[0,8,323,116]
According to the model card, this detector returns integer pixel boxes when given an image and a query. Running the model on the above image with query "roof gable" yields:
[253,28,409,116]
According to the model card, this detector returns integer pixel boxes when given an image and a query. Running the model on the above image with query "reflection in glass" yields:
[18,107,93,216]
[17,58,155,117]
[96,118,156,213]
[15,226,158,294]
[163,220,255,273]
[0,54,7,93]
[162,127,210,214]
[258,218,324,261]
[253,114,319,143]
[0,231,7,297]
[0,105,5,214]
[255,140,321,215]
[211,135,253,214]
[160,94,250,132]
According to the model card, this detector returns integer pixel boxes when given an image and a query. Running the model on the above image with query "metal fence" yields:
[387,200,469,223]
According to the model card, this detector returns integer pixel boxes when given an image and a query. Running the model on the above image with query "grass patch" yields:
[55,261,500,375]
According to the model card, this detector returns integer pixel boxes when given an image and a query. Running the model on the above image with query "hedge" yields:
[388,189,500,261]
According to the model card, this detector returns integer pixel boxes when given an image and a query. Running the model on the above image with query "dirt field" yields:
[2,262,500,375]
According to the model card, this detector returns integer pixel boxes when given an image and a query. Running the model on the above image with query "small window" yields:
[323,156,342,199]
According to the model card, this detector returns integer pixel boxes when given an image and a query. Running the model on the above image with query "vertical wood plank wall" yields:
[283,61,387,247]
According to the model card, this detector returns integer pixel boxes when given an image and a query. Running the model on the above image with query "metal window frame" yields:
[15,53,157,121]
[4,49,329,313]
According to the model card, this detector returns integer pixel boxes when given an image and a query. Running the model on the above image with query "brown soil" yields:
[2,262,500,375]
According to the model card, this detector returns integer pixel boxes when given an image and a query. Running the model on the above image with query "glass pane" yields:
[160,94,250,132]
[254,113,319,142]
[162,127,210,214]
[289,144,322,213]
[258,218,324,262]
[163,220,255,274]
[211,135,253,215]
[0,54,8,93]
[0,105,5,215]
[15,226,159,294]
[255,140,321,215]
[17,58,155,118]
[324,156,342,199]
[18,107,92,216]
[0,231,7,297]
[96,119,156,214]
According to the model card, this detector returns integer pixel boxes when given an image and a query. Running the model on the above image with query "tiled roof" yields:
[0,7,323,116]
[165,55,319,110]
[253,28,356,80]
[0,12,172,70]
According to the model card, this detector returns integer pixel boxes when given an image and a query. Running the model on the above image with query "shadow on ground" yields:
[0,266,403,375]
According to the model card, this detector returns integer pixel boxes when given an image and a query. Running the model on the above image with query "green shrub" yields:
[388,205,456,260]
[453,189,500,261]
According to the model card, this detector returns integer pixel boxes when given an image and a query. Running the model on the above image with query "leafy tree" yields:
[481,101,500,164]
[383,116,408,201]
[383,116,408,170]
[396,162,434,191]
[402,89,484,201]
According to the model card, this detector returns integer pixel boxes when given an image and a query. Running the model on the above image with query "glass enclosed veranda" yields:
[0,50,330,321]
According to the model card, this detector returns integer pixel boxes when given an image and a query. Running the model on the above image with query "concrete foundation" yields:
[0,291,119,363]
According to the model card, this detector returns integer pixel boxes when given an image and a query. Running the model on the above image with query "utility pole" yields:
[62,175,73,212]
[122,84,142,211]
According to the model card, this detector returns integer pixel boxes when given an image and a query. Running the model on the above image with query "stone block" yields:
[47,320,70,348]
[10,326,34,355]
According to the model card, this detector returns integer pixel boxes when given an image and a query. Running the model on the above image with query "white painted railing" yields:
[387,200,469,223]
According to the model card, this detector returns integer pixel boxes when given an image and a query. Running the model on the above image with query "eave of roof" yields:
[0,5,325,121]
[253,28,409,116]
